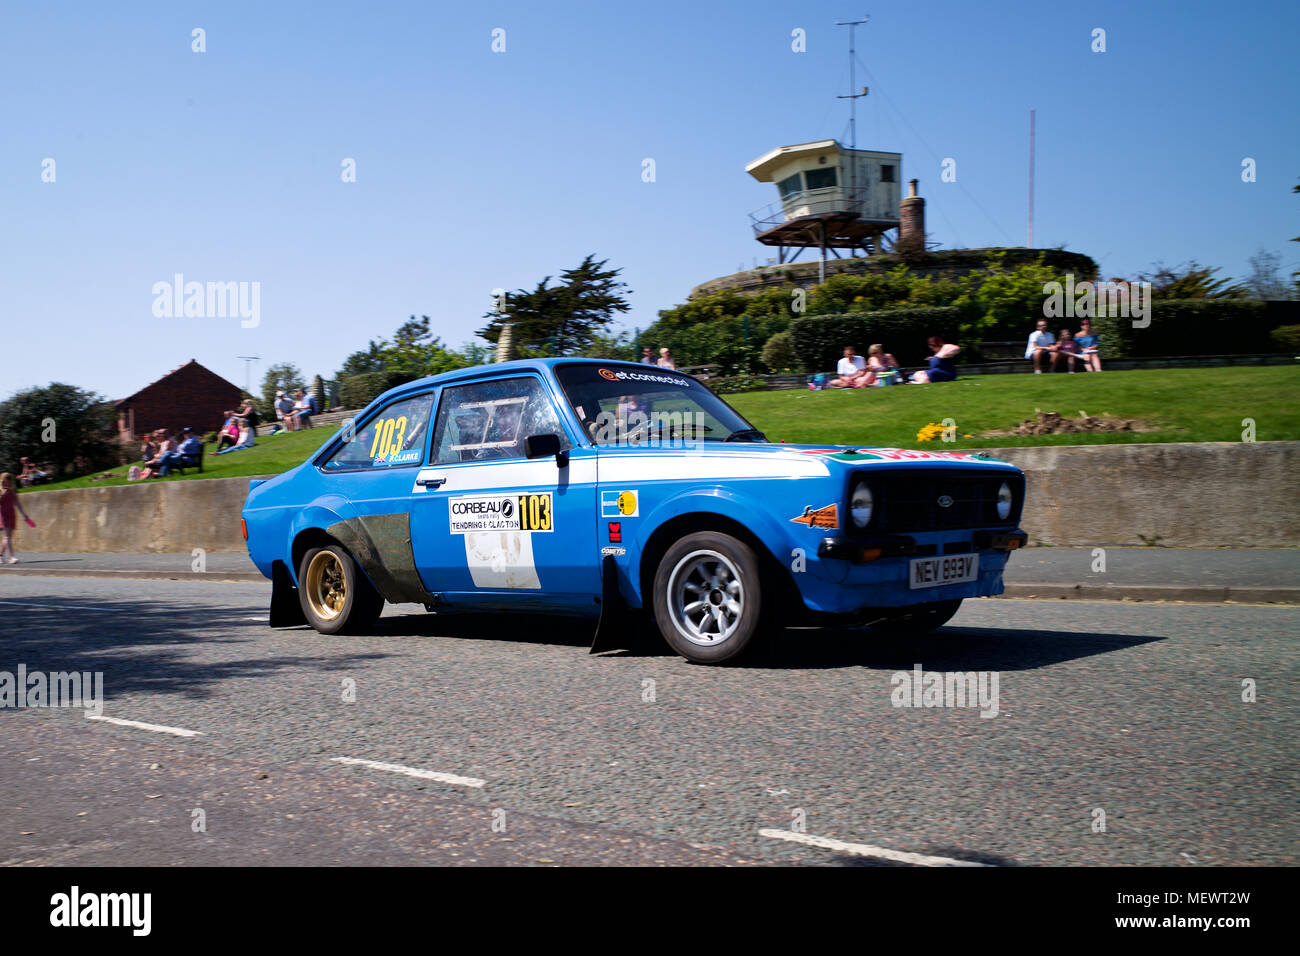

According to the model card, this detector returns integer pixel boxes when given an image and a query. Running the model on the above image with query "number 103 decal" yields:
[518,493,553,532]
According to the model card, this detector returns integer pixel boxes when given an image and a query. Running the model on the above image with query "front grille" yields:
[856,469,1022,534]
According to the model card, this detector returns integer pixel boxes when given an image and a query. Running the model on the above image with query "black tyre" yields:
[298,545,384,635]
[652,531,763,663]
[867,598,962,636]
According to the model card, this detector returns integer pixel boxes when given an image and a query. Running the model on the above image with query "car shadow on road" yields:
[374,609,599,650]
[372,608,1159,673]
[746,624,1160,672]
[0,593,390,701]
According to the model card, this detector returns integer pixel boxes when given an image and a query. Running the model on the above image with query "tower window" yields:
[803,167,837,190]
[881,165,896,183]
[777,173,802,199]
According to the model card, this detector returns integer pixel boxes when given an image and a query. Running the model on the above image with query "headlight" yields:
[850,481,874,528]
[996,481,1013,520]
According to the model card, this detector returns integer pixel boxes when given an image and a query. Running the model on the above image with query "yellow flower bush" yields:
[916,422,946,442]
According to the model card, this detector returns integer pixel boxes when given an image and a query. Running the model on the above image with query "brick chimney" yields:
[898,178,925,251]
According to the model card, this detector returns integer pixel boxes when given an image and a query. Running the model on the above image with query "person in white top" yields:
[1025,319,1059,373]
[657,347,676,370]
[830,346,876,388]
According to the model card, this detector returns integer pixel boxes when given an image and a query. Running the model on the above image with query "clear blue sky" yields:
[2,0,1297,399]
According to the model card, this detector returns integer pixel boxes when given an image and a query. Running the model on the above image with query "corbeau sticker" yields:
[601,489,639,518]
[448,493,554,534]
[790,503,839,529]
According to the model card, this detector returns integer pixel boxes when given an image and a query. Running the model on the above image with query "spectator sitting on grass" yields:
[238,398,260,435]
[138,430,175,479]
[1025,318,1059,373]
[17,456,51,486]
[216,420,256,455]
[910,337,960,384]
[158,427,203,476]
[830,346,876,389]
[866,344,900,385]
[213,411,240,453]
[1057,329,1080,373]
[272,390,295,434]
[1075,318,1103,372]
[290,388,316,429]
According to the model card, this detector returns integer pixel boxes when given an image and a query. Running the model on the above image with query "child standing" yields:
[0,472,34,564]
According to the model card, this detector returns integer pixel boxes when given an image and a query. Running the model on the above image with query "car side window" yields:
[321,392,435,471]
[431,377,570,465]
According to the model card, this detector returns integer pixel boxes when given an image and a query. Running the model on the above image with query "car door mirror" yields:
[524,433,568,468]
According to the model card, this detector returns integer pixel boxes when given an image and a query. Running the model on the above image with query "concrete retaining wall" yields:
[17,476,268,554]
[13,442,1298,552]
[980,441,1298,547]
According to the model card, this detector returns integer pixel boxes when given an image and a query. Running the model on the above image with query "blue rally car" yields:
[242,359,1026,663]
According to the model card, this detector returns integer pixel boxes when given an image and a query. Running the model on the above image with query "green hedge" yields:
[1089,299,1287,359]
[639,312,792,375]
[1270,324,1300,352]
[338,370,416,410]
[790,306,971,371]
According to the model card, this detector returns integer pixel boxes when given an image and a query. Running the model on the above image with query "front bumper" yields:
[796,528,1028,613]
[817,529,1027,562]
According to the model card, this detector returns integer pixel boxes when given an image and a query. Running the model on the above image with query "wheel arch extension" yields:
[289,527,342,584]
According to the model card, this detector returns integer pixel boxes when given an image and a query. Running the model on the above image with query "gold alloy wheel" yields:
[304,550,348,621]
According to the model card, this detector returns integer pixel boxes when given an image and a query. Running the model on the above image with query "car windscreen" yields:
[554,363,764,446]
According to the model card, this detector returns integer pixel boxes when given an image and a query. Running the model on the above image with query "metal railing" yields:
[748,187,875,234]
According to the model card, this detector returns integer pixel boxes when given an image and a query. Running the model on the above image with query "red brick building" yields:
[116,359,243,442]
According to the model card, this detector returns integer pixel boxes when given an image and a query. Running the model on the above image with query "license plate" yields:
[909,554,979,589]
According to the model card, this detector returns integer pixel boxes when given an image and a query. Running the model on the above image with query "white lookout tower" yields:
[744,16,902,281]
[746,139,902,265]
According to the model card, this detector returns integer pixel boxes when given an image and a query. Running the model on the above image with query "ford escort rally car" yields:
[242,358,1027,663]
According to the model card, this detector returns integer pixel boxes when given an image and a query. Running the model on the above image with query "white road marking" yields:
[86,715,202,737]
[757,828,992,867]
[330,757,486,788]
[0,600,119,612]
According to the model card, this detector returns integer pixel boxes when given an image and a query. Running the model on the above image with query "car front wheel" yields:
[652,532,763,663]
[298,544,384,635]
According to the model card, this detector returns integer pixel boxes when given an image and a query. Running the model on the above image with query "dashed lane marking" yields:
[86,715,203,737]
[330,757,486,788]
[758,828,992,867]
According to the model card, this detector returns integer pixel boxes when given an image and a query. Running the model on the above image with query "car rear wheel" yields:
[652,532,762,663]
[298,545,384,635]
[868,598,962,636]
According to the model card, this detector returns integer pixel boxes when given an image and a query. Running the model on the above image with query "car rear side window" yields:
[431,377,569,464]
[321,392,435,471]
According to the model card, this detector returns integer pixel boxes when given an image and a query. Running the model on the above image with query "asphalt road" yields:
[1,576,1296,866]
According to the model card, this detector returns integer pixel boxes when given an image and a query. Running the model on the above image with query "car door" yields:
[408,373,599,612]
[308,388,442,602]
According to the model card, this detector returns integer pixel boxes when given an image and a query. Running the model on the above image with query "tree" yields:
[336,339,386,378]
[477,255,632,355]
[1137,261,1247,299]
[1244,248,1293,300]
[261,363,305,413]
[0,383,117,478]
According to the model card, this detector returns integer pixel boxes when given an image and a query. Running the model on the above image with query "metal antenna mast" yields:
[1027,108,1036,248]
[236,355,260,394]
[836,16,870,150]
